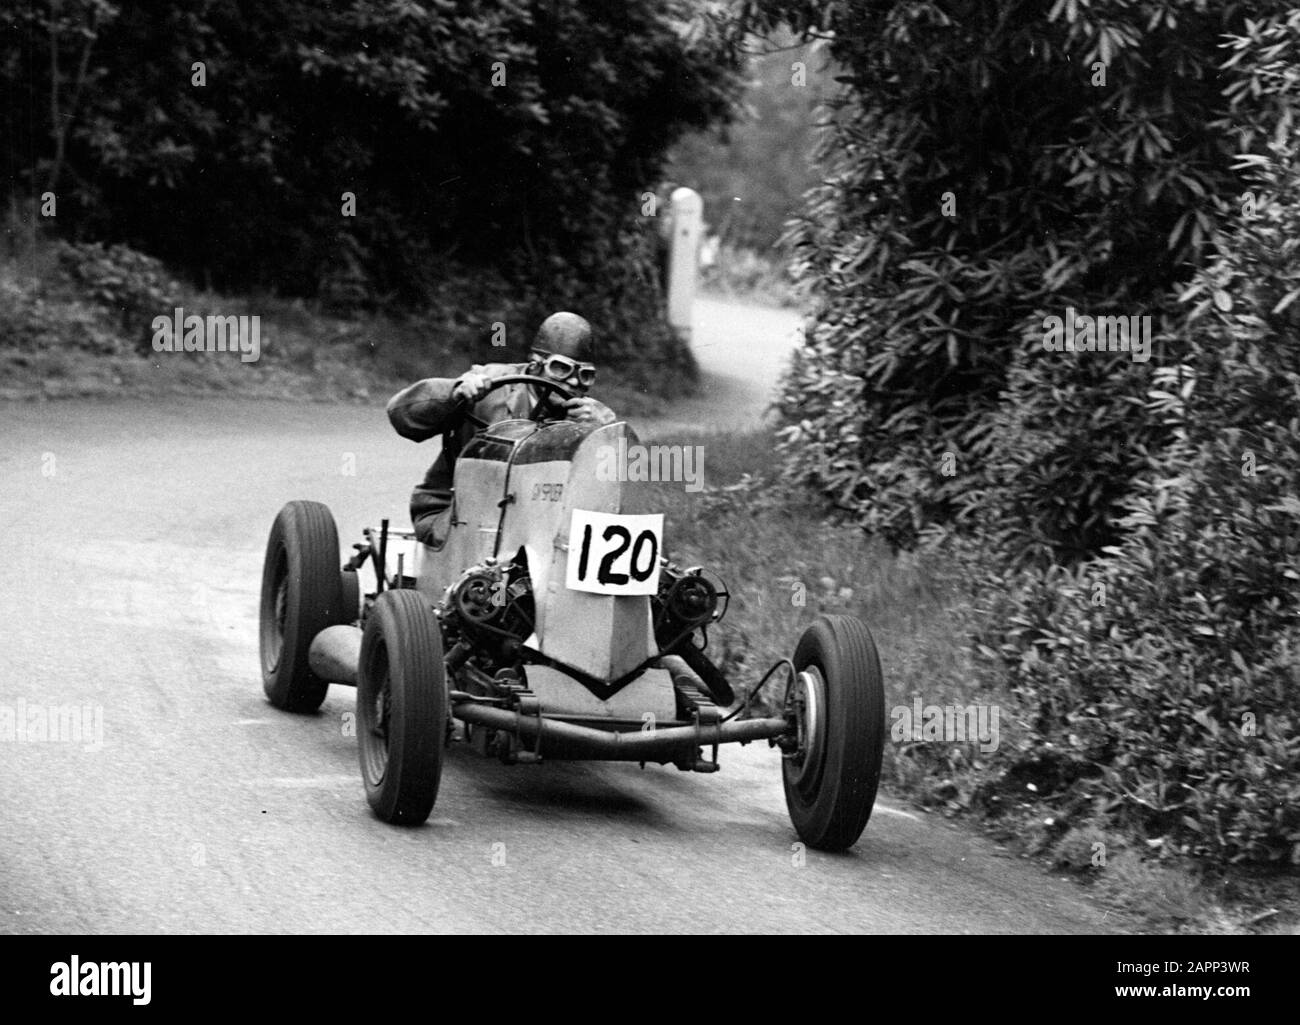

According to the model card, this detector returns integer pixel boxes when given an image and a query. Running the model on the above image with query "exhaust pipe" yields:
[309,625,363,685]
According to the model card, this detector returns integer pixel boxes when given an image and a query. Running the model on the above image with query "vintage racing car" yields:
[258,375,886,850]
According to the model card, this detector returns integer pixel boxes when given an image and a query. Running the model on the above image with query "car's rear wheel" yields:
[357,589,447,825]
[259,500,347,712]
[782,614,886,852]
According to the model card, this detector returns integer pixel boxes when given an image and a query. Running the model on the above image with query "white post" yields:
[667,187,702,344]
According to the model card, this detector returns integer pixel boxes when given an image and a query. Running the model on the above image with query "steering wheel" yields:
[453,373,578,429]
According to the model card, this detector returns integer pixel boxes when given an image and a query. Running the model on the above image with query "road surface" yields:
[645,296,806,433]
[0,298,1116,933]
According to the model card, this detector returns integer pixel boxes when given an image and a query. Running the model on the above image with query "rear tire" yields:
[357,589,447,825]
[782,614,886,852]
[259,501,347,712]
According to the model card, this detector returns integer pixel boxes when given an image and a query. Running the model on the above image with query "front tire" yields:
[259,501,347,712]
[357,589,447,825]
[782,614,886,852]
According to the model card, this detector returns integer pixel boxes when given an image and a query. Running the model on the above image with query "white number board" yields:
[565,510,664,596]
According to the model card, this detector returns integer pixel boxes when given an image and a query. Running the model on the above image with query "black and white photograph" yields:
[0,0,1296,975]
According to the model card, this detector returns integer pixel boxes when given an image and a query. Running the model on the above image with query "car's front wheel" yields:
[357,589,448,825]
[782,614,886,852]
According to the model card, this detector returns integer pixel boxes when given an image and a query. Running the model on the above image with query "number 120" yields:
[576,524,659,586]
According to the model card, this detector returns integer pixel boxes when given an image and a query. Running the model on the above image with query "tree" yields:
[1,0,741,369]
[750,0,1257,561]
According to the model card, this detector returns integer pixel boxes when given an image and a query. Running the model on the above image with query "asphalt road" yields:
[0,299,1114,933]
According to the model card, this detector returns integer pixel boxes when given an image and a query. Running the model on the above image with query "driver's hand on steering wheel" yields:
[452,372,493,404]
[563,396,615,425]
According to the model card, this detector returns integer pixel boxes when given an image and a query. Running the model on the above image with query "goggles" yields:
[532,350,596,387]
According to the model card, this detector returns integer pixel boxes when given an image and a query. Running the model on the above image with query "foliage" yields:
[753,0,1300,866]
[757,0,1256,559]
[699,241,800,307]
[968,7,1300,868]
[0,237,692,404]
[0,0,738,375]
[0,239,176,358]
[0,271,122,357]
[54,241,180,353]
[1021,123,1300,866]
[666,32,830,252]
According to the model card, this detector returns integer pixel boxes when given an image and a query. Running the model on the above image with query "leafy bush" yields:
[53,242,180,354]
[967,136,1300,866]
[757,0,1253,561]
[1,0,737,376]
[0,276,100,354]
[753,1,1300,867]
[376,232,693,386]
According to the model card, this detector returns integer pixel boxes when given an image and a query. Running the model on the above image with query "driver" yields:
[387,312,617,545]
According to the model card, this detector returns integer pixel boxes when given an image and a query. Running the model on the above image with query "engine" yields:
[439,555,727,684]
[438,556,535,669]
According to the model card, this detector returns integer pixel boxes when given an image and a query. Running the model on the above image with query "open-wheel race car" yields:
[258,375,887,850]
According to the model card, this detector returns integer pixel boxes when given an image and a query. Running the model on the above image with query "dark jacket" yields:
[387,361,614,537]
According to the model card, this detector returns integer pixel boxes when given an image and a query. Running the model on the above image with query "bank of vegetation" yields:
[735,0,1300,880]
